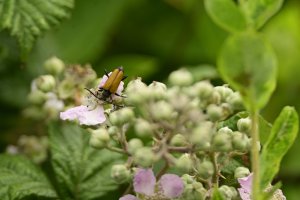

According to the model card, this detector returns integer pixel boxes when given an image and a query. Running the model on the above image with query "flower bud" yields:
[214,86,233,102]
[212,131,232,152]
[176,154,193,173]
[134,119,153,138]
[237,117,252,133]
[218,185,238,199]
[169,69,193,86]
[57,79,75,99]
[128,138,143,154]
[111,164,131,183]
[109,108,135,126]
[194,81,214,99]
[44,56,65,75]
[232,131,250,151]
[207,104,223,122]
[151,101,174,121]
[248,138,261,152]
[227,92,243,110]
[190,122,213,150]
[28,90,46,104]
[234,167,250,179]
[134,147,155,167]
[197,160,214,179]
[210,91,221,104]
[170,134,187,146]
[125,78,150,104]
[148,81,167,99]
[181,184,206,200]
[89,128,110,149]
[217,127,233,135]
[181,174,194,184]
[36,75,56,92]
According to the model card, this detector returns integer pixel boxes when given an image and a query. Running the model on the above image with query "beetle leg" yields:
[115,93,127,98]
[85,88,100,100]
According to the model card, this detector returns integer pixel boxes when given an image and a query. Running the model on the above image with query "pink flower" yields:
[60,72,124,126]
[60,105,105,126]
[119,194,138,200]
[119,168,184,200]
[237,173,286,200]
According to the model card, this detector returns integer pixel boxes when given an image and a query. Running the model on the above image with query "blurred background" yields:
[0,0,299,198]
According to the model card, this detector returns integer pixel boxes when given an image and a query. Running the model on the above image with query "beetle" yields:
[85,66,127,103]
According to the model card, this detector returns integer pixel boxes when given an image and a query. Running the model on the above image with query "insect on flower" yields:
[86,66,127,103]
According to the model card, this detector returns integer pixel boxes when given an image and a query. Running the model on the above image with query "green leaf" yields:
[243,0,284,29]
[0,0,74,55]
[260,106,299,190]
[49,122,123,200]
[218,32,277,111]
[204,0,247,33]
[0,154,57,200]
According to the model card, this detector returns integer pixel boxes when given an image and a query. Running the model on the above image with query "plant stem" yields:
[210,152,219,187]
[106,146,129,155]
[250,109,260,200]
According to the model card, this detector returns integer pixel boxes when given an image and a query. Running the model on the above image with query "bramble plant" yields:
[0,1,299,200]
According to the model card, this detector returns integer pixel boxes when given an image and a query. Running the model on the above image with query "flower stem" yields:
[250,109,260,199]
[210,152,219,187]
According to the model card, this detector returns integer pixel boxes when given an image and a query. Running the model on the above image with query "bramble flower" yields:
[119,168,184,200]
[60,72,124,125]
[238,173,286,200]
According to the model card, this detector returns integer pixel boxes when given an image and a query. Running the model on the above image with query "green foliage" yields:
[0,154,57,200]
[204,0,247,33]
[260,106,299,190]
[211,186,224,200]
[0,0,74,55]
[218,32,277,111]
[49,122,123,200]
[242,0,284,29]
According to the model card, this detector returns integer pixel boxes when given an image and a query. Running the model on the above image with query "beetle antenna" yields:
[104,69,109,77]
[84,88,99,100]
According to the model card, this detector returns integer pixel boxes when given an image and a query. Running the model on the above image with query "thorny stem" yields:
[156,159,169,180]
[106,146,129,155]
[250,109,260,200]
[210,152,219,187]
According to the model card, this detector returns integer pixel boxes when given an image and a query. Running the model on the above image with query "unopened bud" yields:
[44,57,65,75]
[111,164,131,183]
[36,75,56,92]
[151,101,174,121]
[219,185,238,199]
[212,131,232,152]
[237,118,252,133]
[218,127,233,135]
[128,139,143,155]
[227,92,243,110]
[170,134,187,146]
[234,167,250,179]
[110,108,135,126]
[207,104,223,122]
[232,131,250,151]
[169,69,193,86]
[89,128,110,149]
[58,80,75,99]
[214,86,233,102]
[134,119,153,138]
[176,154,193,173]
[181,174,194,184]
[134,147,155,167]
[197,160,214,179]
[194,81,214,99]
[125,78,150,104]
[148,81,167,99]
[190,122,213,150]
[28,90,46,104]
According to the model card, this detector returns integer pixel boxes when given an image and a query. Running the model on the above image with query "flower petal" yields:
[238,188,251,200]
[238,173,253,193]
[60,105,105,125]
[133,168,156,196]
[160,174,184,198]
[119,194,139,200]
